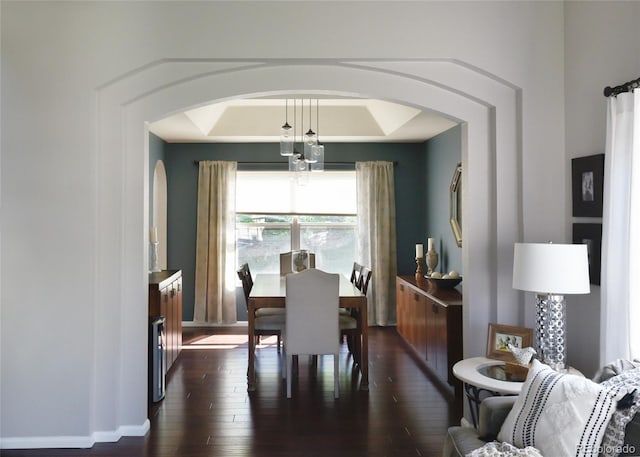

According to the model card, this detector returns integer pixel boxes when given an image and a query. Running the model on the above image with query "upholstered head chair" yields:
[284,268,340,398]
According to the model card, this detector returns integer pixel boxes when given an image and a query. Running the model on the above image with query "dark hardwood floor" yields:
[3,327,462,457]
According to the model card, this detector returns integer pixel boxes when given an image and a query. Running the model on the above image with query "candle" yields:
[427,238,434,252]
[149,227,158,244]
[416,243,423,258]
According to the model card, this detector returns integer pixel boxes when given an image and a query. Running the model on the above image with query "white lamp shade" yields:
[512,243,591,294]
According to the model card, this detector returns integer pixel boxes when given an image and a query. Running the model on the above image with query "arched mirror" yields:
[153,160,168,270]
[450,162,462,247]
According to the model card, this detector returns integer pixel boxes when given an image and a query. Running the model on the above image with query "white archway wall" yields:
[153,160,168,269]
[95,59,523,437]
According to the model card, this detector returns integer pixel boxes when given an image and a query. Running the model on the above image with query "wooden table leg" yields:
[248,301,256,391]
[360,299,369,391]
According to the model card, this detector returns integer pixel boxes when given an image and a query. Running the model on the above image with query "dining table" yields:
[247,273,369,392]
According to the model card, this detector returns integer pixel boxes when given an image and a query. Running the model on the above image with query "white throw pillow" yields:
[497,359,626,457]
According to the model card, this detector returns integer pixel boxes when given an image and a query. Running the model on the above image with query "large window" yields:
[236,171,357,276]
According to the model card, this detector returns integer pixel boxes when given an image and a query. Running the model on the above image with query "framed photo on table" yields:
[571,154,604,217]
[486,323,533,362]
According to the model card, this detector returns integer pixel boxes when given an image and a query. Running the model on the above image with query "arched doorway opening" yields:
[95,59,522,435]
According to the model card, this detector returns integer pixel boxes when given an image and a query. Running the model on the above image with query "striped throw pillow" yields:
[497,359,626,457]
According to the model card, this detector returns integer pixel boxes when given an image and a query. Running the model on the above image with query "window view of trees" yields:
[236,214,356,276]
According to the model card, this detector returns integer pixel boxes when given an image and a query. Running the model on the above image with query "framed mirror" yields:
[450,162,462,247]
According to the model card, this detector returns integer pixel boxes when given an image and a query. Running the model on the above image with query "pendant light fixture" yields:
[281,97,323,178]
[280,99,294,156]
[288,99,308,174]
[304,98,318,163]
[310,99,324,172]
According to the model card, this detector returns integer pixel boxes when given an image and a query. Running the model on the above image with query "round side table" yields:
[452,357,525,428]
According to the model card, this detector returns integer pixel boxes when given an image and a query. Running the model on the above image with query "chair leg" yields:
[277,334,281,352]
[334,353,339,399]
[282,345,287,379]
[287,354,293,398]
[354,334,362,367]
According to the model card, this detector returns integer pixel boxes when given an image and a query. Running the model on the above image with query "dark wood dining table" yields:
[247,273,369,391]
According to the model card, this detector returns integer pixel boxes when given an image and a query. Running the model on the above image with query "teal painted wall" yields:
[164,142,426,320]
[424,125,463,277]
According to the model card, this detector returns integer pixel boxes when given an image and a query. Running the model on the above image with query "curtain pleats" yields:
[356,161,398,326]
[194,161,237,324]
[601,91,640,363]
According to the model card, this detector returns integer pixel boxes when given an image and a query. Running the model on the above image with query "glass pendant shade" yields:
[280,122,294,156]
[310,144,324,172]
[288,155,296,172]
[305,129,317,146]
[289,149,307,170]
[303,128,317,162]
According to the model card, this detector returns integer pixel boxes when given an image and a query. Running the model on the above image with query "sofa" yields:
[443,360,640,457]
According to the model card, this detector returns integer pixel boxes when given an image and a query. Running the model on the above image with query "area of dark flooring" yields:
[2,326,462,457]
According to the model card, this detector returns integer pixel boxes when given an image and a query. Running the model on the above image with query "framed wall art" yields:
[571,154,604,217]
[486,323,533,362]
[572,223,602,285]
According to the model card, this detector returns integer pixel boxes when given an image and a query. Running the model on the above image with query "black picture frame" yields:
[572,154,604,217]
[572,223,602,285]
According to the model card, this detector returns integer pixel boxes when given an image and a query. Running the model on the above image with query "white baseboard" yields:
[92,419,150,443]
[0,419,150,449]
[0,436,94,449]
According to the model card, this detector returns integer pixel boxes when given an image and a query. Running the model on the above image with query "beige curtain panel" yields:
[356,161,398,326]
[194,161,238,324]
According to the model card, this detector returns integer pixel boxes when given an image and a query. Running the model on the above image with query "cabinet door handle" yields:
[400,285,404,291]
[414,293,420,302]
[432,303,439,313]
[170,288,176,298]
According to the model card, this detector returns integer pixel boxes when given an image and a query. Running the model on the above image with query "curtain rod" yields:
[192,160,398,166]
[603,76,640,97]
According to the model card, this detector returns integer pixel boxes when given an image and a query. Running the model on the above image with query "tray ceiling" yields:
[149,97,457,143]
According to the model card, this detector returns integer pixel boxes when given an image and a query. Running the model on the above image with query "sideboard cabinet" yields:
[149,270,183,371]
[396,276,462,390]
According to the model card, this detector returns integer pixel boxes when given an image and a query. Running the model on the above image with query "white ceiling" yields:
[149,97,458,143]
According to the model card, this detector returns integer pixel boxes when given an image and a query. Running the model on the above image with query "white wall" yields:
[564,1,640,376]
[1,0,572,447]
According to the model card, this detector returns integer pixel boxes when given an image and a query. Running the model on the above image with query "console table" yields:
[396,276,462,392]
[149,270,182,371]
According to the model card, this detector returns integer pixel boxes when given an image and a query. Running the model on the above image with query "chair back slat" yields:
[236,263,253,306]
[360,267,372,295]
[350,261,363,286]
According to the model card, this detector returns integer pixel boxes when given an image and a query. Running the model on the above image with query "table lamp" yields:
[512,242,590,371]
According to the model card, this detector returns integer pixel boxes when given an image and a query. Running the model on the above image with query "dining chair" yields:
[343,262,363,316]
[237,263,284,351]
[280,250,316,275]
[340,265,372,363]
[284,268,340,399]
[350,261,363,286]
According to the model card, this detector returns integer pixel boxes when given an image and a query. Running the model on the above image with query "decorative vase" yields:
[426,249,439,275]
[150,241,161,273]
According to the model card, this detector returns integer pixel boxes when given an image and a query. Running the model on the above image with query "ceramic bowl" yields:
[424,275,462,289]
